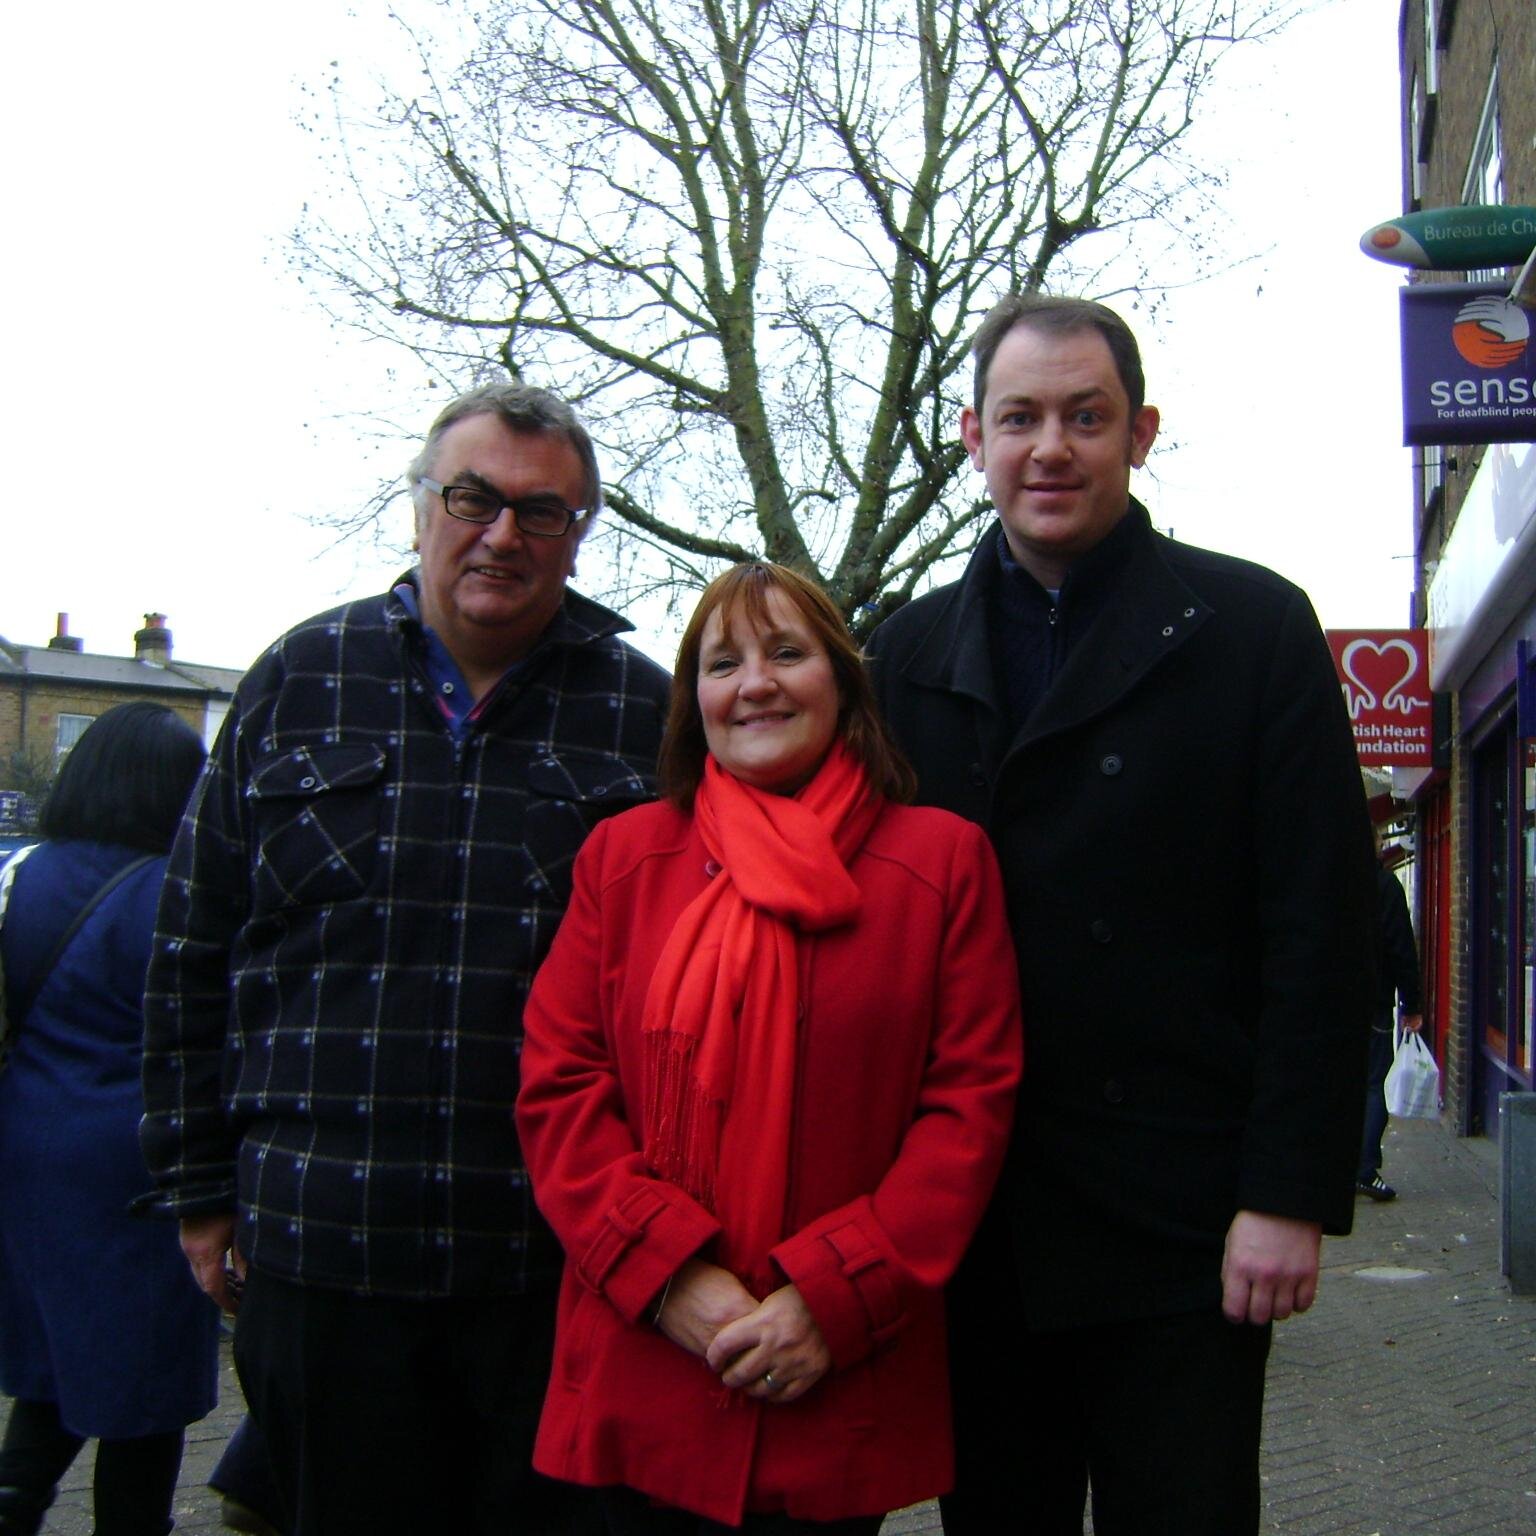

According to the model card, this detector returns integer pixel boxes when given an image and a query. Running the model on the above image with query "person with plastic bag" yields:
[515,562,1023,1533]
[0,704,218,1535]
[1358,853,1427,1201]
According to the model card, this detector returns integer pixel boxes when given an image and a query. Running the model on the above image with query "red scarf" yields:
[642,742,882,1286]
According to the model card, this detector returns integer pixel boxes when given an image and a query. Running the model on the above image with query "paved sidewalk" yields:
[1260,1115,1536,1534]
[16,1115,1536,1532]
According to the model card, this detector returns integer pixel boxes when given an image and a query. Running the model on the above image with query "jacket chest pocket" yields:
[248,744,386,910]
[521,749,654,908]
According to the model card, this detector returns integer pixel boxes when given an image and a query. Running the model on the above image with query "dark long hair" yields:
[41,703,207,854]
[658,562,915,809]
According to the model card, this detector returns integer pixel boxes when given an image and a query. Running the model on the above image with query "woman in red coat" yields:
[516,562,1022,1533]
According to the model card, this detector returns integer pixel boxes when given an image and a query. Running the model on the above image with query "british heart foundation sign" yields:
[1326,630,1432,766]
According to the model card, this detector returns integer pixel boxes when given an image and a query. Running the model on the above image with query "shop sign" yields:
[1425,440,1536,691]
[1401,281,1535,446]
[1326,630,1433,767]
[1361,205,1536,270]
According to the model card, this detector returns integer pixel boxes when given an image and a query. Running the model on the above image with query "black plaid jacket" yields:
[140,575,671,1298]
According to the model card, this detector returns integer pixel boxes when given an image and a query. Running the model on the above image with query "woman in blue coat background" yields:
[0,703,217,1536]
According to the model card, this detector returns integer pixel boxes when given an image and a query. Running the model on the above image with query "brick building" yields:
[1394,0,1536,1141]
[0,613,243,832]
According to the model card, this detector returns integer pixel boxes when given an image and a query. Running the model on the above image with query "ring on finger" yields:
[763,1370,781,1391]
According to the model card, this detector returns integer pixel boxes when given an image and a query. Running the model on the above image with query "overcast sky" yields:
[0,0,1409,673]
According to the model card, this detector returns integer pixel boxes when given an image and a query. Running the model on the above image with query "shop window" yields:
[1472,717,1534,1137]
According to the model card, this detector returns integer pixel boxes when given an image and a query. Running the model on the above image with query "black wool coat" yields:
[1375,863,1423,1017]
[868,507,1376,1326]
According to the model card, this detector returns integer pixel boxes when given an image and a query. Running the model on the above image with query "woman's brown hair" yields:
[657,562,916,810]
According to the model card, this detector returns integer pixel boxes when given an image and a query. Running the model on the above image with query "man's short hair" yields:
[406,381,603,532]
[970,294,1146,420]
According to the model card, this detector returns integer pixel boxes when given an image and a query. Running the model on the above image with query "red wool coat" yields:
[515,797,1022,1526]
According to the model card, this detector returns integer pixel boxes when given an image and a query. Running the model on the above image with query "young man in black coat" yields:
[867,295,1375,1536]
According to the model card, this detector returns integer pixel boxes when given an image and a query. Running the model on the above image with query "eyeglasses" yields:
[417,476,585,538]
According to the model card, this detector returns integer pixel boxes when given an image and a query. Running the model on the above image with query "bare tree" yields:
[296,0,1293,630]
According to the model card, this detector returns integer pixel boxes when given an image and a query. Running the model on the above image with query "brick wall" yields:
[1403,0,1536,555]
[1400,0,1534,1139]
[0,680,208,776]
[0,689,21,764]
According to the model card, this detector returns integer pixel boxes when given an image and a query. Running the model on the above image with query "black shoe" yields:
[220,1496,284,1536]
[1357,1174,1396,1202]
[0,1485,49,1536]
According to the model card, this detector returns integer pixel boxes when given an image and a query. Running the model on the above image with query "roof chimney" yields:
[47,613,84,653]
[134,613,172,666]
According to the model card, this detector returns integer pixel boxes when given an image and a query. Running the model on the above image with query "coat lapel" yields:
[898,537,1016,771]
[1012,521,1212,752]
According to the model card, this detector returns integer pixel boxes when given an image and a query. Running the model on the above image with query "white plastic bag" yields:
[1384,1029,1440,1119]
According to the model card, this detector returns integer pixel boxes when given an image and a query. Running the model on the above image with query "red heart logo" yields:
[1340,639,1420,719]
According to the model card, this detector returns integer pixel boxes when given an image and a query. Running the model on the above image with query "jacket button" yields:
[704,860,721,878]
[1089,919,1113,944]
[1103,1079,1126,1105]
[1099,754,1122,776]
[969,763,987,788]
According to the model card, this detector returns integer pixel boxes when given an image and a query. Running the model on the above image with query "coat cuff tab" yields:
[823,1222,902,1343]
[578,1185,670,1291]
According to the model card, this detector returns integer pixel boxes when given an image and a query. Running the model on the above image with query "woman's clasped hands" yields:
[654,1256,831,1405]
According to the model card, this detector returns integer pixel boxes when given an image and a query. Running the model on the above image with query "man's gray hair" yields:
[406,382,603,530]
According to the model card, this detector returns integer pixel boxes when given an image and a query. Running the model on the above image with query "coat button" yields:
[969,763,987,788]
[704,860,721,878]
[1099,754,1123,776]
[1089,919,1113,944]
[1103,1079,1126,1105]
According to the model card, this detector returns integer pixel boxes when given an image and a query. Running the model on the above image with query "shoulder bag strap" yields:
[8,853,158,1030]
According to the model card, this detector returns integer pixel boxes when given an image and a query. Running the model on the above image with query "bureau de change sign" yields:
[1361,205,1536,270]
[1326,630,1433,767]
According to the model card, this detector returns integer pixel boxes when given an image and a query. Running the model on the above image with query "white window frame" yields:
[1461,67,1503,207]
[1460,67,1503,281]
[1409,72,1424,205]
[55,713,94,760]
[1421,443,1446,519]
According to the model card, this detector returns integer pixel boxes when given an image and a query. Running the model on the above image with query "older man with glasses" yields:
[141,382,670,1535]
